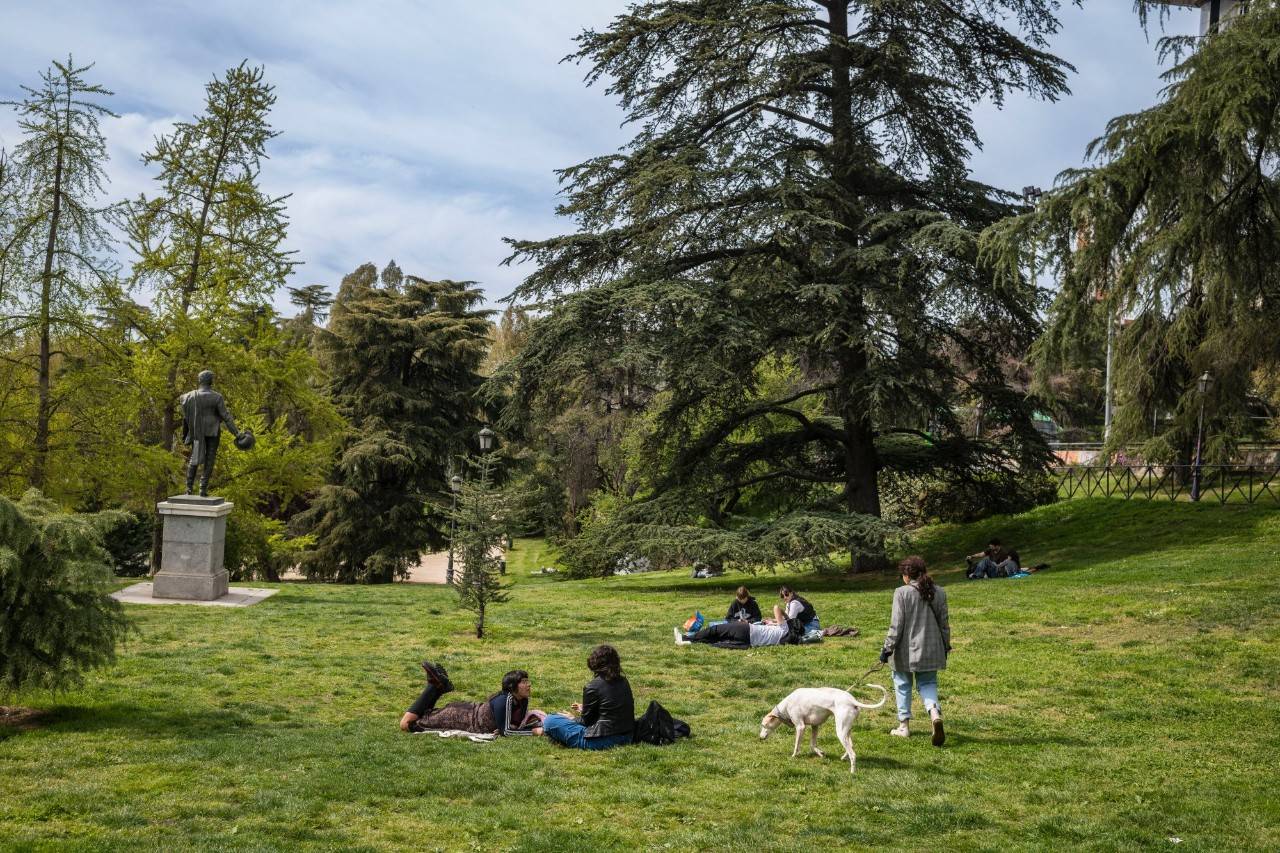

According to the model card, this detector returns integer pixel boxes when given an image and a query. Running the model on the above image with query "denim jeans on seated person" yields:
[541,713,633,750]
[892,670,940,721]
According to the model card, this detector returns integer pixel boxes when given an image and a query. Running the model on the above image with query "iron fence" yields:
[1051,464,1280,505]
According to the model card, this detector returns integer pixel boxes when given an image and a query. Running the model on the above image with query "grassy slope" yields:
[1,499,1278,852]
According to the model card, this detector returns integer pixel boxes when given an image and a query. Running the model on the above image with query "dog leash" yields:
[846,660,885,694]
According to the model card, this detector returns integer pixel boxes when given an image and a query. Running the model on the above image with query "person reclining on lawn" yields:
[399,662,543,736]
[676,618,793,647]
[725,586,762,623]
[966,538,1048,579]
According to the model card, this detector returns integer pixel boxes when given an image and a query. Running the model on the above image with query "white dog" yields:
[759,685,888,774]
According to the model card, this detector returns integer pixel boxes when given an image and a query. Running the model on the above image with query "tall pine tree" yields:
[124,62,298,569]
[295,263,490,583]
[0,58,118,491]
[986,0,1280,461]
[504,1,1071,572]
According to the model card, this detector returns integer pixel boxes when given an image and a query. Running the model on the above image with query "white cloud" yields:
[0,1,1205,314]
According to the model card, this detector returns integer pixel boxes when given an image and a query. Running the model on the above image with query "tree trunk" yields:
[31,138,65,491]
[827,2,883,572]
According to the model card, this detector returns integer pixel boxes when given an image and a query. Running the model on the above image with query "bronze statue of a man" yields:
[180,370,244,496]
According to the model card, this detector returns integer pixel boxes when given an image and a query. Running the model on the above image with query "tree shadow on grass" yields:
[612,500,1279,595]
[26,702,259,739]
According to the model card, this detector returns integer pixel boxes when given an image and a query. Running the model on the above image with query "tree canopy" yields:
[502,0,1070,572]
[986,0,1280,461]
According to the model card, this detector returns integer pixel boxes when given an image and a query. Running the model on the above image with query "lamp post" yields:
[476,426,504,573]
[1190,371,1213,502]
[445,473,462,584]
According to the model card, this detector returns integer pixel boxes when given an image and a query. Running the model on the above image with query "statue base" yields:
[152,495,233,601]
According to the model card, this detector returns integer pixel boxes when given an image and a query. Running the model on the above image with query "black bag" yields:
[632,700,690,745]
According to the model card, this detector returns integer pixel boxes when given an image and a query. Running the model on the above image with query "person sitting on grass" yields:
[725,586,762,623]
[540,645,635,750]
[400,662,543,736]
[763,585,820,631]
[965,538,1048,579]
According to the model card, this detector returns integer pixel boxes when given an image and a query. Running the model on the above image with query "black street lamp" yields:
[478,426,495,453]
[445,473,462,584]
[1190,371,1214,502]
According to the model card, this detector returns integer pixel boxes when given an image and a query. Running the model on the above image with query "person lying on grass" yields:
[675,617,794,647]
[725,586,762,623]
[540,644,635,750]
[400,663,544,736]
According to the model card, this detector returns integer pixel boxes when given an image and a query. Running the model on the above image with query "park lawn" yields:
[2,499,1278,851]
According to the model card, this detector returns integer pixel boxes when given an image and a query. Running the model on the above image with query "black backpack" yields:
[632,700,691,745]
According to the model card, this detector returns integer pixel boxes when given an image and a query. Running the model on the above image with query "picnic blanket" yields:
[413,729,496,743]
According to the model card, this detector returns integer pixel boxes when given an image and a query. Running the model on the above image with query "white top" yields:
[749,623,787,646]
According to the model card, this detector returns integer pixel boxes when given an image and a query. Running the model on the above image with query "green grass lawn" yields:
[2,499,1279,851]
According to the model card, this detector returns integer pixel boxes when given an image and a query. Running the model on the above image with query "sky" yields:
[0,1,1200,314]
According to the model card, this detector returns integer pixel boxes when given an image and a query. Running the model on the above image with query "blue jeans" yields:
[541,714,632,750]
[892,670,940,721]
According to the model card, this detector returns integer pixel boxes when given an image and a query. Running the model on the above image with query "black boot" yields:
[199,479,209,497]
[421,660,453,694]
[185,475,196,495]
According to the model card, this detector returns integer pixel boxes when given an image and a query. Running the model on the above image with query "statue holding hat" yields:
[179,369,253,496]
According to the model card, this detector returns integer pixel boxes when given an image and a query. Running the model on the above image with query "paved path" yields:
[112,582,279,607]
[409,550,451,584]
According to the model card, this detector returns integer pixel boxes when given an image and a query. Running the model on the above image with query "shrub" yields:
[0,490,133,693]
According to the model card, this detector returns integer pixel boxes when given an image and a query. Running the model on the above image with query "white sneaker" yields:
[674,627,691,646]
[889,722,910,737]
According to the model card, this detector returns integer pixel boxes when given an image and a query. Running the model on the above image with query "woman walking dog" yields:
[879,556,951,746]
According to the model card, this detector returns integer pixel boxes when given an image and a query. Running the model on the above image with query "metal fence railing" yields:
[1051,464,1280,505]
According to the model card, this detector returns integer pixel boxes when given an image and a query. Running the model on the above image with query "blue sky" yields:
[0,1,1199,313]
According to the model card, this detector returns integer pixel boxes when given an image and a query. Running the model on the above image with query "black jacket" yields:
[581,675,635,738]
[726,597,762,623]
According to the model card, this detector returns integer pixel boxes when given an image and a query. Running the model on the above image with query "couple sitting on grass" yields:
[965,538,1049,580]
[677,585,822,647]
[399,644,635,751]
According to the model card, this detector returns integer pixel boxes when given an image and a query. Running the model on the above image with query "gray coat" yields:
[882,582,950,672]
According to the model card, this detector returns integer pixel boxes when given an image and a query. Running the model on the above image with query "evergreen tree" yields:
[504,1,1070,571]
[0,489,132,693]
[450,454,510,638]
[0,58,118,490]
[123,62,298,569]
[295,263,490,583]
[986,0,1280,462]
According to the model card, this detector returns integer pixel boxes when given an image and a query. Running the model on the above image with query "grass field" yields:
[2,498,1279,851]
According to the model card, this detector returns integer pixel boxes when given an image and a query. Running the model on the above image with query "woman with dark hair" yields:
[726,586,762,623]
[766,585,819,631]
[399,662,542,736]
[879,556,951,746]
[540,645,635,750]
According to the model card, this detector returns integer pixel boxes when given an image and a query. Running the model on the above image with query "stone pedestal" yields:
[152,495,233,601]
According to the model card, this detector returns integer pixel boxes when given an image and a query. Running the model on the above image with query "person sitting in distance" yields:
[966,538,1047,579]
[400,662,542,736]
[725,586,762,623]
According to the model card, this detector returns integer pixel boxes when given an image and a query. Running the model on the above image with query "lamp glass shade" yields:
[478,426,495,451]
[1197,372,1213,394]
[450,475,463,491]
